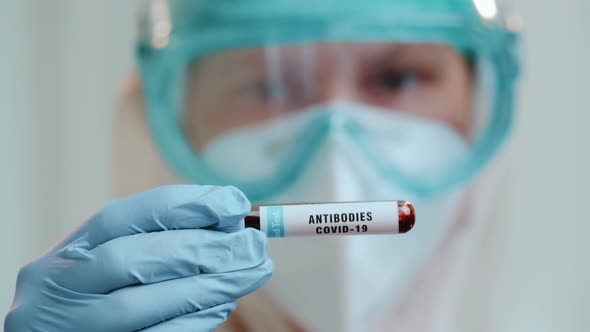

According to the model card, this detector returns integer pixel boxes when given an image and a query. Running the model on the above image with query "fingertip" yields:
[208,301,238,328]
[239,257,274,296]
[258,258,274,287]
[264,257,274,277]
[229,229,272,284]
[246,226,267,241]
[223,185,251,215]
[222,301,238,317]
[210,186,251,232]
[243,228,269,257]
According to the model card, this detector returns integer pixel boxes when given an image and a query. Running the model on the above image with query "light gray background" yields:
[1,1,589,330]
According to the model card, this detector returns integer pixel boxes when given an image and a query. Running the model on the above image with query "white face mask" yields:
[202,101,468,332]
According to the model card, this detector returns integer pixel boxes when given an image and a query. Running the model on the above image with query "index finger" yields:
[55,185,251,252]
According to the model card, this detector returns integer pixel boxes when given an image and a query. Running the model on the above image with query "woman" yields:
[5,0,520,331]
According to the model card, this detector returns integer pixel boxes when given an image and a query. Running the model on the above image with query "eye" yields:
[376,69,419,92]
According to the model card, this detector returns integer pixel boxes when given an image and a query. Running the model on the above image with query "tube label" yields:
[259,201,399,238]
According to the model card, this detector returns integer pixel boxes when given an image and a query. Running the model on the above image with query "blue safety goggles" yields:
[136,0,521,202]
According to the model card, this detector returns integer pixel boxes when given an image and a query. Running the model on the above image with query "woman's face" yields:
[184,42,473,150]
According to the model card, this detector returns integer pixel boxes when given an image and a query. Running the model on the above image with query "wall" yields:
[458,1,590,331]
[0,0,142,316]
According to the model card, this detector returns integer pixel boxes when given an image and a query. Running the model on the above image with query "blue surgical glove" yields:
[4,185,273,332]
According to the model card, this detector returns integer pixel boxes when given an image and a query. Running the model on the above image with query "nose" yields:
[313,48,362,104]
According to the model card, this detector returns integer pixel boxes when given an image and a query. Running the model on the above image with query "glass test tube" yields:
[245,200,415,238]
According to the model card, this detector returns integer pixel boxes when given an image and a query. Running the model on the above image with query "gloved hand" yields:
[4,185,273,332]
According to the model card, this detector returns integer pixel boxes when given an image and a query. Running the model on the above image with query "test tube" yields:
[245,200,415,238]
